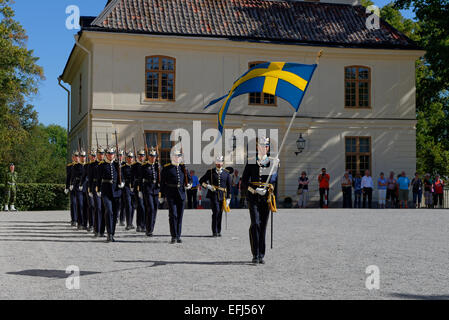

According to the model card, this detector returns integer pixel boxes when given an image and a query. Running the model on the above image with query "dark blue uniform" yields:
[118,161,126,225]
[91,160,105,236]
[122,162,135,228]
[97,160,122,239]
[132,162,146,231]
[161,163,191,241]
[241,159,278,262]
[199,168,232,236]
[71,162,87,228]
[66,162,76,225]
[85,161,96,231]
[141,161,160,235]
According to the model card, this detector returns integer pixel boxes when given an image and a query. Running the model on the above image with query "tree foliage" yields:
[363,0,449,176]
[0,0,67,185]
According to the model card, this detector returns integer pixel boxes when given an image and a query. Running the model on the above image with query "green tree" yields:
[12,124,67,184]
[0,0,44,172]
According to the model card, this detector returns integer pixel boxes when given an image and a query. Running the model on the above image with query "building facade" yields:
[60,0,424,205]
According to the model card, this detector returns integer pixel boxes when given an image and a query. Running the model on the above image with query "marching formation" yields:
[65,135,278,264]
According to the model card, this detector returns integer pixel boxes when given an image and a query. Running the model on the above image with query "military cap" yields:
[258,137,270,146]
[106,147,116,154]
[97,146,105,154]
[137,149,146,156]
[74,151,80,157]
[80,151,87,157]
[126,151,135,158]
[215,156,224,163]
[149,148,158,157]
[90,149,96,157]
[172,148,183,157]
[118,149,124,156]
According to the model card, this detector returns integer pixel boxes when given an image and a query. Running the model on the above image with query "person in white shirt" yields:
[361,170,373,208]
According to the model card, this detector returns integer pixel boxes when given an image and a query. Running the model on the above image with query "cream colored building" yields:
[60,0,424,206]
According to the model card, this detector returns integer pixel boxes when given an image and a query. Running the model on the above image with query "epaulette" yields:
[98,161,105,165]
[223,168,229,173]
[67,163,73,167]
[164,163,171,168]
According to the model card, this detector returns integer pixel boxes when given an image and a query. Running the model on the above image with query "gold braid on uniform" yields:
[249,182,277,213]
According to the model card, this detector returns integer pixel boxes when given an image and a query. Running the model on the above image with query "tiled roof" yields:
[86,0,418,49]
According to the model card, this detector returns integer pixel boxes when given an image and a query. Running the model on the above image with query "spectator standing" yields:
[411,173,423,208]
[341,171,352,208]
[297,171,309,208]
[423,173,433,208]
[353,173,362,208]
[4,163,18,212]
[361,170,373,208]
[433,174,445,208]
[397,171,410,208]
[386,172,397,208]
[377,172,387,209]
[230,169,240,209]
[318,168,330,208]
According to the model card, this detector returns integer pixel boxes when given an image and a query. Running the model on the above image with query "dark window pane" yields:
[358,82,369,107]
[358,68,369,80]
[345,138,356,153]
[161,133,171,149]
[345,82,356,107]
[345,67,356,80]
[359,138,370,153]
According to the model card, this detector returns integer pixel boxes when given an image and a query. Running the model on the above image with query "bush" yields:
[0,184,69,211]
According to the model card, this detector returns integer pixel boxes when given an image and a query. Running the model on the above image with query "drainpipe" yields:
[74,34,92,151]
[58,77,71,133]
[58,77,71,159]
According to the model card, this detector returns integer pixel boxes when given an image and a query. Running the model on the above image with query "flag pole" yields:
[265,50,323,249]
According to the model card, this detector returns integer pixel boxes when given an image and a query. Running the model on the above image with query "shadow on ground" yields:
[388,293,449,300]
[115,260,256,267]
[6,269,100,279]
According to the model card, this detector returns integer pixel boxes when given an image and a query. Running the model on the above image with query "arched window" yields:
[344,66,371,108]
[248,61,276,106]
[145,56,176,101]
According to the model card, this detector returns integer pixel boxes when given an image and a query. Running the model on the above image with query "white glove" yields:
[89,192,93,198]
[158,198,164,204]
[130,188,134,193]
[186,184,193,190]
[207,184,216,192]
[64,189,69,195]
[119,182,125,189]
[79,186,83,192]
[69,185,74,191]
[226,199,231,207]
[98,192,102,197]
[255,188,267,196]
[138,192,143,199]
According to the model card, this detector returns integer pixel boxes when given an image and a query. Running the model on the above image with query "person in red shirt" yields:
[433,174,445,208]
[318,168,330,208]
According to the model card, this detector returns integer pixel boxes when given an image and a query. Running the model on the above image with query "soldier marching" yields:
[62,134,278,265]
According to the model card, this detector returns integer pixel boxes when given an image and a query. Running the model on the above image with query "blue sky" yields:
[11,0,415,128]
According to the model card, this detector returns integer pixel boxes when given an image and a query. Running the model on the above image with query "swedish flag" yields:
[204,62,317,135]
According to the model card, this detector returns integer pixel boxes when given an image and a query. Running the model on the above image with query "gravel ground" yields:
[0,209,448,300]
